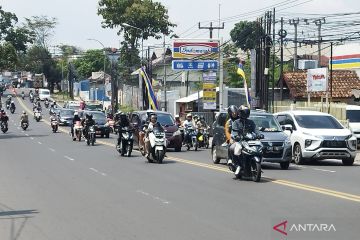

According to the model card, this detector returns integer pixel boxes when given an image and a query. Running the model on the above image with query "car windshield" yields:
[91,112,106,120]
[250,115,282,132]
[86,104,102,110]
[61,110,74,117]
[346,110,360,122]
[157,113,175,126]
[294,115,343,129]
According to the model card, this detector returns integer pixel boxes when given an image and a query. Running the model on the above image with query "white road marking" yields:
[38,141,42,145]
[48,148,55,152]
[17,127,20,130]
[89,167,107,176]
[136,190,170,204]
[25,134,29,136]
[21,130,24,133]
[30,137,34,140]
[64,156,74,161]
[101,172,107,176]
[313,168,336,173]
[291,165,307,168]
[89,168,99,173]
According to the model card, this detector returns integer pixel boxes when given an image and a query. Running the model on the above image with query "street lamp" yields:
[87,38,106,85]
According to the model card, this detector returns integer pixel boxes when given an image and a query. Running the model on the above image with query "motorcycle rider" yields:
[20,111,29,125]
[193,115,199,126]
[10,100,15,110]
[230,105,257,174]
[182,113,195,145]
[33,101,42,113]
[0,109,9,127]
[115,112,132,156]
[71,111,82,140]
[174,114,181,127]
[6,95,11,108]
[82,113,96,139]
[144,113,163,158]
[21,91,25,99]
[196,115,208,129]
[226,105,240,170]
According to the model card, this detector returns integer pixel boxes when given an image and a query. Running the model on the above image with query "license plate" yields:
[96,131,101,134]
[155,146,163,151]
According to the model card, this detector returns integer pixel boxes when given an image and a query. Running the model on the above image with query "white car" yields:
[346,105,360,146]
[274,111,357,166]
[38,88,50,100]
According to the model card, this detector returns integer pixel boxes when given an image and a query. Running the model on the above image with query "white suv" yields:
[274,111,357,166]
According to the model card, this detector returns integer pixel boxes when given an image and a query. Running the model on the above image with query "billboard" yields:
[172,40,219,59]
[307,68,328,92]
[202,72,217,110]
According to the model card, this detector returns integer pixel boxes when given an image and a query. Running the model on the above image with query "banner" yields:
[203,72,217,110]
[307,68,328,92]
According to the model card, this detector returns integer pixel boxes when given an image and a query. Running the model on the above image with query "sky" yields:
[1,0,359,52]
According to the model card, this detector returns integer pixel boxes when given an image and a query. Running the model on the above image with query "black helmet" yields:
[228,105,239,119]
[239,105,250,119]
[150,113,157,120]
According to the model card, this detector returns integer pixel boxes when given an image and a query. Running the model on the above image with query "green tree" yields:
[73,49,108,78]
[25,15,57,48]
[98,0,175,48]
[0,42,17,71]
[230,21,263,52]
[118,42,140,83]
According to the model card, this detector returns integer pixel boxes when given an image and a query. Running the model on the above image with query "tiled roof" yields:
[283,70,360,98]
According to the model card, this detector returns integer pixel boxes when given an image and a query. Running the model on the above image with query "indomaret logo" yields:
[273,220,336,236]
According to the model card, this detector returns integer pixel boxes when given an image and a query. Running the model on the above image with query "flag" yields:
[139,67,159,110]
[237,63,251,107]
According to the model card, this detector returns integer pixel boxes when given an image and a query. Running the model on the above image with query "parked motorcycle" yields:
[51,117,59,133]
[86,125,96,146]
[74,121,83,141]
[197,127,210,149]
[146,125,166,163]
[116,126,134,157]
[233,132,264,182]
[185,126,198,151]
[34,110,42,122]
[1,120,8,133]
[21,121,29,130]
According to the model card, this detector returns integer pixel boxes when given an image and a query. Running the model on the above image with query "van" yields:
[346,105,360,146]
[38,88,50,100]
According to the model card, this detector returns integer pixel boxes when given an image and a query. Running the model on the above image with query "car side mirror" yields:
[282,124,293,133]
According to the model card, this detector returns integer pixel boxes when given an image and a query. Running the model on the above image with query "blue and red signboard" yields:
[172,41,219,59]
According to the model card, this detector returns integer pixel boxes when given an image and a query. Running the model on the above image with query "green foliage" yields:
[230,21,263,52]
[98,0,175,48]
[120,104,136,112]
[118,42,140,83]
[0,42,17,71]
[73,49,109,78]
[24,15,57,48]
[0,6,17,39]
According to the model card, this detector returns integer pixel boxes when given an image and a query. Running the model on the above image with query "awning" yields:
[176,91,203,103]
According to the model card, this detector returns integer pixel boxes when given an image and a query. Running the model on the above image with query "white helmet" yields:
[74,111,78,116]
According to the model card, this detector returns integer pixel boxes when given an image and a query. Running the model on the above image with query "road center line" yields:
[38,141,42,145]
[313,168,336,173]
[89,168,99,173]
[30,137,34,140]
[25,134,29,136]
[48,148,55,152]
[64,156,74,161]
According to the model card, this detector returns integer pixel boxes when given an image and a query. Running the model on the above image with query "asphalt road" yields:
[1,90,360,240]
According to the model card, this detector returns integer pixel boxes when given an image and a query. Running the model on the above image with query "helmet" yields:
[193,115,199,120]
[23,111,26,114]
[239,105,250,119]
[74,111,78,116]
[186,113,192,118]
[228,105,239,119]
[200,116,205,121]
[1,109,4,113]
[11,101,14,103]
[175,114,179,119]
[149,113,157,121]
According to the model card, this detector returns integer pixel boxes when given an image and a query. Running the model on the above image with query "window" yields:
[346,110,360,123]
[294,115,343,129]
[250,115,282,132]
[284,115,296,130]
[276,115,287,125]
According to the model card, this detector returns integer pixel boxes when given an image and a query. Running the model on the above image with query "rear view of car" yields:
[38,88,50,100]
[85,111,111,138]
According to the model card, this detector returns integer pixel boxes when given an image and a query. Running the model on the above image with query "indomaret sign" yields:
[307,68,328,92]
[172,40,219,59]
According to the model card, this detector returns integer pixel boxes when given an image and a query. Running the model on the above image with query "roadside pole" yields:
[219,37,224,110]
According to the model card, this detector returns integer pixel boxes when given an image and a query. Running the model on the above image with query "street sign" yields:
[172,40,219,59]
[172,60,218,71]
[307,68,328,92]
[203,72,217,82]
[202,72,217,110]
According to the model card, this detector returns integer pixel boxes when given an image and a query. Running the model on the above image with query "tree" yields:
[0,6,17,39]
[0,42,17,71]
[230,21,263,52]
[98,0,175,48]
[73,49,108,78]
[24,46,61,92]
[118,42,140,83]
[25,15,57,48]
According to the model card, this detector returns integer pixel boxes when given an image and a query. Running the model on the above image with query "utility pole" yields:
[315,18,326,68]
[330,42,333,100]
[279,17,286,100]
[271,8,276,112]
[219,38,224,110]
[198,22,224,39]
[289,18,300,70]
[163,34,167,112]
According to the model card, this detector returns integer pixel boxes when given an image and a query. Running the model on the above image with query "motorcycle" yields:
[1,121,8,133]
[34,110,42,122]
[21,121,29,130]
[146,125,166,164]
[10,103,15,114]
[86,125,96,146]
[51,117,59,133]
[44,100,49,108]
[116,126,133,157]
[197,127,210,149]
[74,121,83,141]
[185,126,198,151]
[29,95,34,103]
[6,102,10,110]
[233,132,264,182]
[21,93,25,100]
[107,118,116,134]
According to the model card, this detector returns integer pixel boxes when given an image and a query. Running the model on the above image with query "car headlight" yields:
[285,138,291,146]
[305,139,312,148]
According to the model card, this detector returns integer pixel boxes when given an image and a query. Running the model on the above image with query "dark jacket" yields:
[231,118,256,141]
